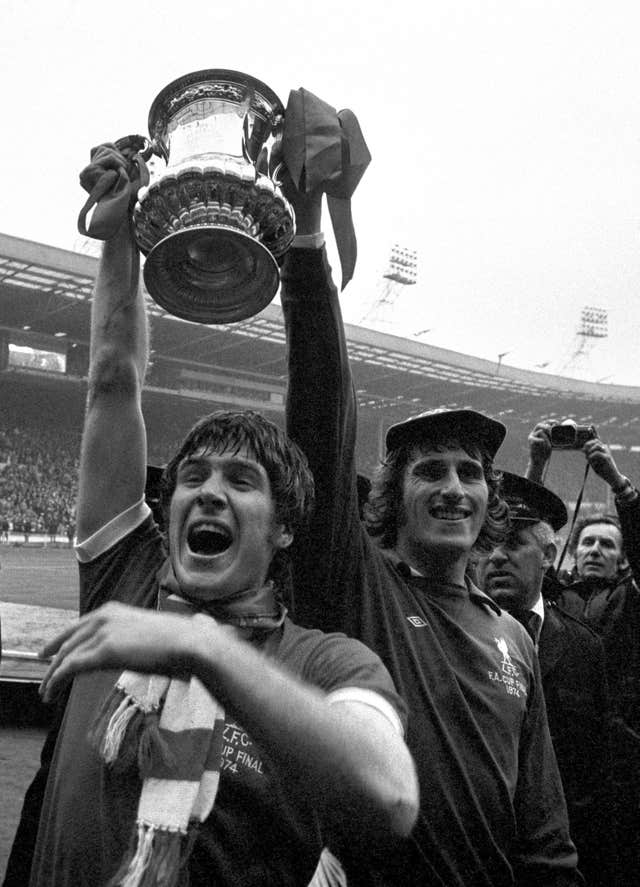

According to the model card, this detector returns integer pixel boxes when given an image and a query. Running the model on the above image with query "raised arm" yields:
[76,147,149,542]
[524,422,553,484]
[40,602,419,847]
[282,189,363,629]
[583,436,640,585]
[283,189,358,497]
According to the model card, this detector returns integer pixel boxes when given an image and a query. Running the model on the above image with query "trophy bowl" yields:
[133,69,295,324]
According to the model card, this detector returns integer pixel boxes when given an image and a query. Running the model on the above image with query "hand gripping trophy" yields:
[78,69,371,325]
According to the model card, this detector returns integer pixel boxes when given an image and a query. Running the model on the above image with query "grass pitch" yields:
[1,544,78,876]
[1,544,78,652]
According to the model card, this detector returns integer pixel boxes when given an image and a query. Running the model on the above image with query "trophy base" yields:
[143,226,280,324]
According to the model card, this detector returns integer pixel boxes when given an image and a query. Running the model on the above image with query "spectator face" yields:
[168,445,292,602]
[477,525,549,614]
[396,447,488,560]
[575,522,623,582]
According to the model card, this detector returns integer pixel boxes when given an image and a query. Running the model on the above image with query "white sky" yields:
[2,1,640,383]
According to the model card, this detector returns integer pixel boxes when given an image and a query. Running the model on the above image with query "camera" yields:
[549,420,597,450]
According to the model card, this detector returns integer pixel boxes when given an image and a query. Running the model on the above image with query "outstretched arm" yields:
[76,147,149,542]
[40,603,419,846]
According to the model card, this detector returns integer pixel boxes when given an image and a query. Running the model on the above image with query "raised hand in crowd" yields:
[524,421,553,484]
[525,420,636,501]
[582,436,635,499]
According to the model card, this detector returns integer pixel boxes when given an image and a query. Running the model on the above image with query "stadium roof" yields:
[2,231,639,436]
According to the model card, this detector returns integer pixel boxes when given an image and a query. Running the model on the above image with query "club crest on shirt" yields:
[487,637,527,699]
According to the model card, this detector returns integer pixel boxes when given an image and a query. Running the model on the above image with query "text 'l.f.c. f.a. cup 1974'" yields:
[133,69,295,324]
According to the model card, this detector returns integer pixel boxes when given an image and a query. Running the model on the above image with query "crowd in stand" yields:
[0,409,622,549]
[0,422,79,539]
[0,408,209,542]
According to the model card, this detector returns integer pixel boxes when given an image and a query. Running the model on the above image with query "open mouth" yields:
[429,506,471,521]
[187,523,232,557]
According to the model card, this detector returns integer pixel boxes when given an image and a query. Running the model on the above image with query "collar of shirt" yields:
[524,594,545,649]
[389,554,502,616]
[532,593,545,627]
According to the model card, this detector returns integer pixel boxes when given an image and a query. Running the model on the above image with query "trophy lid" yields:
[148,69,285,140]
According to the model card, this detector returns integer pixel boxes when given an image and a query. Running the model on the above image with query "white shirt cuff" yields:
[291,232,325,249]
[75,499,151,563]
[326,687,404,736]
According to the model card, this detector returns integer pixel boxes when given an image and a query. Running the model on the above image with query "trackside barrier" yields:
[0,650,51,684]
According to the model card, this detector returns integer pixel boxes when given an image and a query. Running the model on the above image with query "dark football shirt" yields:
[30,515,406,887]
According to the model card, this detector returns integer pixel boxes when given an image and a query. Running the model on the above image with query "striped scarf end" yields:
[109,823,183,887]
[89,687,143,768]
[90,686,175,776]
[308,848,348,887]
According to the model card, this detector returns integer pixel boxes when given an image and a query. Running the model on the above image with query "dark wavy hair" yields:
[569,513,623,556]
[365,436,508,554]
[160,410,315,597]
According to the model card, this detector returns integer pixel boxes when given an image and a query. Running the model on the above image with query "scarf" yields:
[90,562,286,887]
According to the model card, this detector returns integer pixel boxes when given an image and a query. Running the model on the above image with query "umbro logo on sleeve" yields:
[407,615,427,628]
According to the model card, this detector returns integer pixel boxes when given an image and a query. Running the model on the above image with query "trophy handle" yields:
[268,114,285,183]
[271,158,285,187]
[114,134,158,163]
[254,125,285,183]
[242,111,285,181]
[113,134,167,196]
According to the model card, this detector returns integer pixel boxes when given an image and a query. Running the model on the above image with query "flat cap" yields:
[499,471,567,532]
[386,408,506,459]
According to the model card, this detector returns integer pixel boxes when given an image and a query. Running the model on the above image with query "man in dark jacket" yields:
[525,422,640,886]
[559,509,640,886]
[477,472,613,886]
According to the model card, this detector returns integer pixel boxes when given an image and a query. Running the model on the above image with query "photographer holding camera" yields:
[526,419,636,503]
[525,420,640,886]
[525,420,640,594]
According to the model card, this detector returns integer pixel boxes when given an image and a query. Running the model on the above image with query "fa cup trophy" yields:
[79,71,370,325]
[134,69,294,324]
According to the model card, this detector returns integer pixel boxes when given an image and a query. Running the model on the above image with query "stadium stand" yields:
[1,230,640,537]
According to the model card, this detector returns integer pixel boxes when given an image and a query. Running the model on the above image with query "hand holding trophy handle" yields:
[77,135,156,241]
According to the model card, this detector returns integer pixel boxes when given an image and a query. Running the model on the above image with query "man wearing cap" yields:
[281,186,580,885]
[477,472,612,886]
